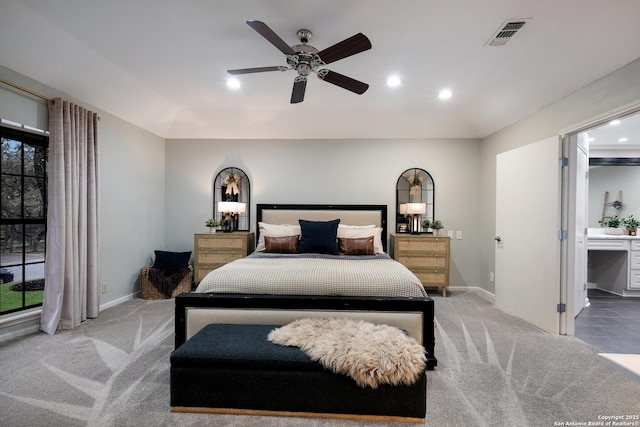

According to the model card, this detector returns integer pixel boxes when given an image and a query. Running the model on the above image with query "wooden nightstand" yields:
[391,234,450,297]
[193,232,254,282]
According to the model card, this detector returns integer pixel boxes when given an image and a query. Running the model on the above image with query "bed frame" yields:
[174,204,436,369]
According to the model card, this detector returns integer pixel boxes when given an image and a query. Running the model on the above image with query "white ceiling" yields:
[587,111,640,150]
[1,0,640,140]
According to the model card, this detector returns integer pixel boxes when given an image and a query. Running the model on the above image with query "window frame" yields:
[1,125,48,315]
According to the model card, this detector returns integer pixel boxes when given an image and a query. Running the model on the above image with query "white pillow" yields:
[256,222,301,252]
[337,225,384,254]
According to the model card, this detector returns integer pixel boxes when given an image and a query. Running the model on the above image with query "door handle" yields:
[495,236,502,242]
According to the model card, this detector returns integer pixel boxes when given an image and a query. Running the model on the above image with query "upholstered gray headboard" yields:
[256,204,388,251]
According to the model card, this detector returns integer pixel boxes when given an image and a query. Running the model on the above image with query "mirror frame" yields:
[213,167,250,231]
[395,167,434,233]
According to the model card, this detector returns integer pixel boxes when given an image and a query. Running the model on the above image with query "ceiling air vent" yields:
[485,19,530,47]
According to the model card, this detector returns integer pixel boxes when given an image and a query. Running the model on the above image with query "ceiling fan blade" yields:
[290,77,307,103]
[227,66,287,75]
[317,70,369,95]
[246,20,296,55]
[317,33,371,65]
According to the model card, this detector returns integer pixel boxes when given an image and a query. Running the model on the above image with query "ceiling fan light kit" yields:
[227,20,372,104]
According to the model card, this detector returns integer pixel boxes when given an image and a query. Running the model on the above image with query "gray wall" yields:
[0,65,166,310]
[98,115,166,303]
[588,166,640,227]
[479,58,640,294]
[164,138,482,288]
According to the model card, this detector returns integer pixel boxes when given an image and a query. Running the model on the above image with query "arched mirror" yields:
[396,168,434,233]
[213,167,250,232]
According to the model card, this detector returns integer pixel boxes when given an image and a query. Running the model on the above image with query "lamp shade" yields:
[399,204,407,215]
[218,201,236,213]
[236,202,246,214]
[406,203,426,215]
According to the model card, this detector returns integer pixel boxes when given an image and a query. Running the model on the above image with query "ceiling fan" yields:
[227,20,372,104]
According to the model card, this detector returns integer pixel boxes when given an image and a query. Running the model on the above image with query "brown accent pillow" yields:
[264,235,299,253]
[338,236,375,255]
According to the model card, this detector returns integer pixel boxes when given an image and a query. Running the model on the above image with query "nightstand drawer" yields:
[412,270,448,286]
[195,266,221,281]
[397,254,448,269]
[399,239,449,253]
[196,236,247,250]
[197,252,245,265]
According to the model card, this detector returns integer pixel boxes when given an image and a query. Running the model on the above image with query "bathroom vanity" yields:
[587,228,640,296]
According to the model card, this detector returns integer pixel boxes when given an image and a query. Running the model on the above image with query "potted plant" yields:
[421,219,431,233]
[598,215,623,235]
[431,219,443,236]
[623,215,639,236]
[205,218,222,233]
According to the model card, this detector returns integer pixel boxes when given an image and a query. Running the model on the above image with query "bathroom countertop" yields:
[587,228,639,240]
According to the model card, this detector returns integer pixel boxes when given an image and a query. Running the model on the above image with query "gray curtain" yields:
[40,98,100,334]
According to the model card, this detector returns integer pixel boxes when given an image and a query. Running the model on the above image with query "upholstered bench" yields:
[170,323,426,421]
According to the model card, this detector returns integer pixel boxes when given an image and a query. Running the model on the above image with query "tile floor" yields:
[575,289,640,354]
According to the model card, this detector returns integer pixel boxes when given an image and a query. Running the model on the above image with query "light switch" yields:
[456,230,462,240]
[447,230,454,239]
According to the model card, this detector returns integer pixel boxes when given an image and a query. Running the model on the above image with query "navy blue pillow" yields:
[153,250,191,269]
[297,219,340,255]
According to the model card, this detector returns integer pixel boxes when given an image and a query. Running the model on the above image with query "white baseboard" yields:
[447,286,495,303]
[0,318,40,343]
[99,291,137,311]
[0,307,41,343]
[1,291,139,343]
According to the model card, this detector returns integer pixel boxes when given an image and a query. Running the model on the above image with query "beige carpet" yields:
[1,291,639,426]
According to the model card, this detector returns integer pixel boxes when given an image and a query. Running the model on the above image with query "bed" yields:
[174,204,437,369]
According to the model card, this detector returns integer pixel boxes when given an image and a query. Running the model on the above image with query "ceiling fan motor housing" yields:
[288,40,322,77]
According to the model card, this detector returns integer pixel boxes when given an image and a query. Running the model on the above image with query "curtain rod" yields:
[0,77,52,102]
[0,77,101,121]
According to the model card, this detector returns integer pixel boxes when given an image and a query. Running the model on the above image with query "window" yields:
[0,126,48,315]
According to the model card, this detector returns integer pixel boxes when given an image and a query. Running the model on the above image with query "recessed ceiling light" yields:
[609,119,621,126]
[438,89,452,100]
[226,78,241,89]
[386,75,401,87]
[618,137,628,142]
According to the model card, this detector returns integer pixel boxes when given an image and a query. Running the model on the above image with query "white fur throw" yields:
[268,318,426,389]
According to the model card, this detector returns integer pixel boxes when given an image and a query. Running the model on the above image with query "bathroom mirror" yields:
[396,168,434,233]
[213,167,250,231]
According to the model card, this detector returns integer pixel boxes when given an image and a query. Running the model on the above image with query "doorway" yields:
[567,107,640,353]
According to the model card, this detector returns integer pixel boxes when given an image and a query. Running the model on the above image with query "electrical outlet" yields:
[456,230,462,240]
[101,283,108,294]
